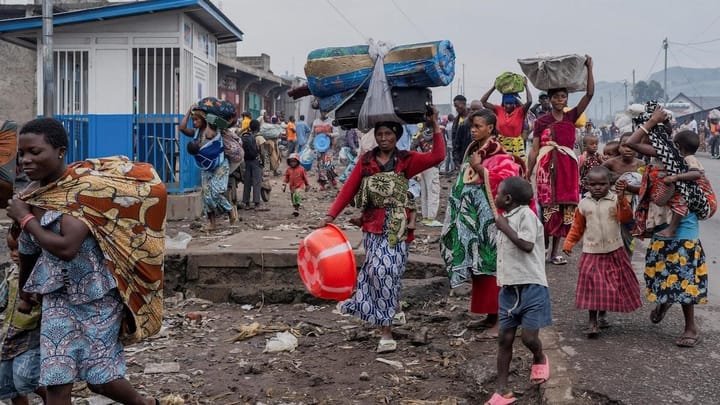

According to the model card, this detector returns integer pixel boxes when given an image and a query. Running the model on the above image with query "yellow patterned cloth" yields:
[20,156,167,345]
[497,135,526,159]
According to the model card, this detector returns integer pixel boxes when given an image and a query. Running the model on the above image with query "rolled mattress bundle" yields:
[305,40,455,99]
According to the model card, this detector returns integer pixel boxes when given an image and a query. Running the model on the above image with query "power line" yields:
[688,15,720,44]
[669,37,720,46]
[390,0,429,41]
[645,45,664,81]
[667,48,704,98]
[324,0,367,41]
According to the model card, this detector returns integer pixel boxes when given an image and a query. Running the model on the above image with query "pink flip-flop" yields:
[530,354,550,385]
[484,392,517,405]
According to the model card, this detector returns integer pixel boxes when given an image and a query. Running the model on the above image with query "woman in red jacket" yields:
[322,109,445,354]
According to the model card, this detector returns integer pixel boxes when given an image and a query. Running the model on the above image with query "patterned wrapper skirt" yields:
[497,135,526,159]
[39,289,126,386]
[644,238,708,305]
[201,160,233,216]
[575,247,642,312]
[341,232,408,327]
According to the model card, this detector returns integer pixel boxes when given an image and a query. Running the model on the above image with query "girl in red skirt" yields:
[563,166,642,338]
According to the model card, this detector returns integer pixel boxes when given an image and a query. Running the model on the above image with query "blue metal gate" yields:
[55,114,200,193]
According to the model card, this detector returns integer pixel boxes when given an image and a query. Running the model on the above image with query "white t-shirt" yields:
[496,206,547,287]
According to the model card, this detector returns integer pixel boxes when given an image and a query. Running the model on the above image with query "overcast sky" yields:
[216,0,720,105]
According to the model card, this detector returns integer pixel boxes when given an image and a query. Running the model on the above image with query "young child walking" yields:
[0,225,46,405]
[563,166,642,338]
[578,134,603,196]
[283,153,310,216]
[485,176,550,405]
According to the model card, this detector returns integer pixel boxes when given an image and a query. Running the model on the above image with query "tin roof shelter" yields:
[0,0,243,192]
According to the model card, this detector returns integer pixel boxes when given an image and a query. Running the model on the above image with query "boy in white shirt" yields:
[485,176,550,405]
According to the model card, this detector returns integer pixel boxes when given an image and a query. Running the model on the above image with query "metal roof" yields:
[0,0,243,48]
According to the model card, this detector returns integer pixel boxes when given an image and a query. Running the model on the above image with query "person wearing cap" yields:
[481,77,533,158]
[282,153,310,217]
[322,110,446,354]
[531,92,552,118]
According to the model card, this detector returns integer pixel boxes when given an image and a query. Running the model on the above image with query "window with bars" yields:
[55,50,88,115]
[133,47,180,114]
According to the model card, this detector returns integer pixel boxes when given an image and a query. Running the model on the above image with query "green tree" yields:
[633,80,665,102]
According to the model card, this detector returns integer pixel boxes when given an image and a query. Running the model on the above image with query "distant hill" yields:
[573,66,720,124]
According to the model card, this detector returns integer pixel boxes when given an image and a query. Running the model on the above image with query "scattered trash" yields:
[376,357,404,369]
[185,311,203,323]
[165,231,192,250]
[232,322,291,342]
[263,331,298,353]
[359,371,370,381]
[159,394,186,405]
[144,362,180,374]
[241,304,254,310]
[86,396,115,405]
[263,236,283,240]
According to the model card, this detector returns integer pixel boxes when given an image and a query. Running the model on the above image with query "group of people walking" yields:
[323,54,713,405]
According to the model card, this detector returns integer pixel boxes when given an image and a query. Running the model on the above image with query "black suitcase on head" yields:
[333,87,433,130]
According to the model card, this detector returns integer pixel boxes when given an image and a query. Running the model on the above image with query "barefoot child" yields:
[563,167,642,338]
[656,130,704,238]
[283,153,310,216]
[485,176,550,405]
[0,225,46,405]
[578,134,603,195]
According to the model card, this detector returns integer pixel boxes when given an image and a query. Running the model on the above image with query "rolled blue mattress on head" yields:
[305,40,455,98]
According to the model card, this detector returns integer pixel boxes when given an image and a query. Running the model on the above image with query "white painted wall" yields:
[94,48,131,114]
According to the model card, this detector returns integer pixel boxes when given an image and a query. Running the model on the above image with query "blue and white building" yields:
[0,0,244,193]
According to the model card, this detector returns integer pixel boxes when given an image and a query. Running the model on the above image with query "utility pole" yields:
[623,80,628,109]
[663,37,669,102]
[632,69,636,104]
[609,90,612,119]
[42,0,54,117]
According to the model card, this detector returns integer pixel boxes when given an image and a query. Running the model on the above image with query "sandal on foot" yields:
[550,255,567,265]
[598,317,611,329]
[675,335,701,348]
[376,338,397,353]
[530,354,550,385]
[484,392,517,405]
[650,303,671,324]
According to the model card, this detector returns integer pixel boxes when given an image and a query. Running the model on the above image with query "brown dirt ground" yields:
[8,159,605,404]
[149,161,548,405]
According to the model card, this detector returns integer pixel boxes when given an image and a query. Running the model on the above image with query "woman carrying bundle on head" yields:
[321,108,445,354]
[481,75,533,159]
[527,55,594,266]
[179,97,239,230]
